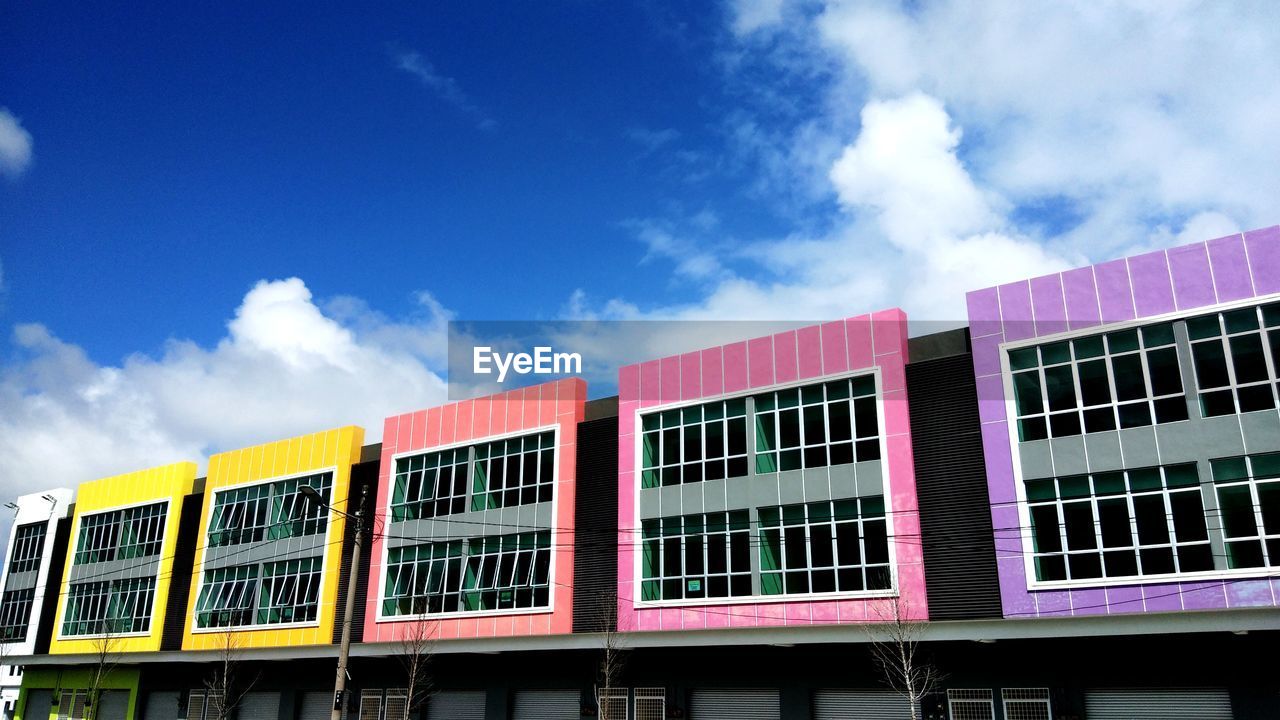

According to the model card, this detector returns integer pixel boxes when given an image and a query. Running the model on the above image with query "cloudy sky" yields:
[1,1,1278,500]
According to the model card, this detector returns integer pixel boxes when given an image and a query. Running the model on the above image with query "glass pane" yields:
[1192,341,1231,388]
[1010,347,1039,371]
[1013,372,1044,416]
[1030,505,1062,553]
[827,401,852,443]
[1062,502,1097,550]
[1133,495,1171,545]
[1229,334,1269,384]
[1044,365,1078,411]
[1218,485,1258,538]
[1111,354,1147,401]
[1146,347,1183,396]
[1078,359,1112,406]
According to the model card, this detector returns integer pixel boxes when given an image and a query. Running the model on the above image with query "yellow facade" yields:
[49,462,197,655]
[182,425,365,650]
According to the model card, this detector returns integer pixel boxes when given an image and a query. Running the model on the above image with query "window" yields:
[755,376,880,472]
[74,503,167,565]
[194,557,323,629]
[61,576,155,635]
[207,472,332,547]
[633,689,665,720]
[391,448,468,521]
[641,399,748,488]
[1189,302,1280,417]
[1211,452,1280,569]
[1009,322,1188,442]
[472,431,555,510]
[640,511,752,601]
[8,523,46,574]
[759,498,891,595]
[948,689,994,720]
[1001,689,1052,720]
[597,688,628,720]
[1026,464,1212,582]
[382,531,551,616]
[194,565,257,628]
[0,588,34,641]
[56,691,87,720]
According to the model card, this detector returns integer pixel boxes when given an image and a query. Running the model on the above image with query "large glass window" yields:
[8,522,46,574]
[641,399,748,488]
[74,502,167,565]
[1188,302,1280,417]
[758,498,890,595]
[382,531,551,616]
[207,472,332,547]
[1025,464,1212,582]
[194,565,258,628]
[0,588,34,641]
[194,556,323,629]
[61,577,155,636]
[392,448,468,521]
[640,511,752,601]
[1210,452,1280,569]
[755,376,880,473]
[472,431,555,510]
[1010,322,1188,442]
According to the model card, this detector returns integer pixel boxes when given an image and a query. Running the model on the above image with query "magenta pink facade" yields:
[967,226,1280,618]
[616,309,928,630]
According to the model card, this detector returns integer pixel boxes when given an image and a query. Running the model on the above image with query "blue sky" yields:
[1,1,1278,497]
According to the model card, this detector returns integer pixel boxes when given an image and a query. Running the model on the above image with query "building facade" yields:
[0,226,1277,720]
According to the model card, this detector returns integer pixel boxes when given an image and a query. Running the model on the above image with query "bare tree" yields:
[395,618,437,720]
[202,630,258,720]
[866,597,942,720]
[84,626,121,720]
[591,590,627,720]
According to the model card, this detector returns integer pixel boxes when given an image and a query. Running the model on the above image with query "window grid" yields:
[74,502,167,565]
[61,576,155,635]
[641,511,752,601]
[755,376,880,473]
[472,431,555,510]
[194,564,258,629]
[1211,452,1280,569]
[947,689,995,720]
[256,557,323,625]
[597,688,628,720]
[1001,688,1052,720]
[759,498,891,595]
[0,588,34,641]
[207,472,333,547]
[1026,464,1212,582]
[1188,302,1280,417]
[8,523,47,574]
[383,531,551,616]
[391,448,468,521]
[1010,321,1187,442]
[633,688,665,720]
[641,399,748,488]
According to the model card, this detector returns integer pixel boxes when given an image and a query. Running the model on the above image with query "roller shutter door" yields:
[142,692,178,720]
[689,690,780,720]
[24,691,53,720]
[1084,689,1232,719]
[300,693,333,720]
[511,690,578,720]
[425,692,484,720]
[812,690,912,719]
[237,693,279,720]
[98,692,129,720]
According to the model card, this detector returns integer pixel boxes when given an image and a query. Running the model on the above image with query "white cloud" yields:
[0,108,33,178]
[0,279,449,499]
[587,1,1278,326]
[392,47,497,131]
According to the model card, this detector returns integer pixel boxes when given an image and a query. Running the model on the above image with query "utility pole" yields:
[299,482,367,720]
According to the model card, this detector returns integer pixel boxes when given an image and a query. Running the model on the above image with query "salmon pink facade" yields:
[362,378,586,641]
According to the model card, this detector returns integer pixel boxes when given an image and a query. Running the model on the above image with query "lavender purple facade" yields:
[968,225,1280,618]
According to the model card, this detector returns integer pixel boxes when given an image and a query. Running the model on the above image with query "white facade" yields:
[0,488,73,719]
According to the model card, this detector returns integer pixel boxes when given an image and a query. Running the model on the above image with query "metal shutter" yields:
[142,692,179,720]
[237,693,279,720]
[300,693,333,720]
[812,690,911,720]
[689,690,780,720]
[97,692,129,720]
[511,690,579,720]
[425,692,484,720]
[24,691,53,720]
[1084,689,1233,719]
